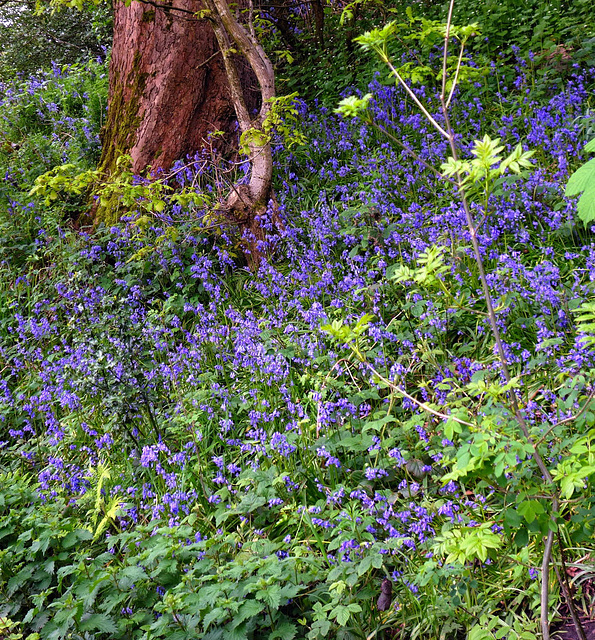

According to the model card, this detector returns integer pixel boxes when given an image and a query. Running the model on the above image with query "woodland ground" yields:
[1,6,595,640]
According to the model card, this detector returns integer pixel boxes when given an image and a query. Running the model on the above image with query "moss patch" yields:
[93,53,147,225]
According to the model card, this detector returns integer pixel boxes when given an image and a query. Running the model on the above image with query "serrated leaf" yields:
[62,529,93,548]
[78,613,118,633]
[118,564,148,586]
[231,600,265,627]
[203,606,226,630]
[256,584,282,609]
[268,621,297,640]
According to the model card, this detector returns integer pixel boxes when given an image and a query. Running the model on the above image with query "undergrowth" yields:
[1,14,595,640]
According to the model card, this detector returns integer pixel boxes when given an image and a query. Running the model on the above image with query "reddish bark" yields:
[100,0,238,176]
[98,0,277,269]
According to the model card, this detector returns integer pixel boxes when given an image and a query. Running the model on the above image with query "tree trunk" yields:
[99,0,237,179]
[198,0,277,266]
[98,0,277,267]
[311,0,325,47]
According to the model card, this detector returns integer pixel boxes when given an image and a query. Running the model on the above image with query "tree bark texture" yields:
[99,0,277,267]
[100,0,238,176]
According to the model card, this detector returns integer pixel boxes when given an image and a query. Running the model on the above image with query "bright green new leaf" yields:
[565,139,595,224]
[565,158,595,197]
[335,94,372,118]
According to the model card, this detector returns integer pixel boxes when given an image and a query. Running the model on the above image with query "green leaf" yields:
[517,500,545,524]
[565,157,595,197]
[78,614,118,633]
[269,622,297,640]
[577,188,595,224]
[62,529,93,548]
[332,605,351,626]
[256,584,282,609]
[118,564,148,587]
[203,607,227,630]
[231,600,265,628]
[335,94,372,118]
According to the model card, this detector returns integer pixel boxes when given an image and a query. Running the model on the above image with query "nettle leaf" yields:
[203,606,227,630]
[118,564,148,587]
[62,528,93,549]
[268,621,297,640]
[256,584,282,609]
[231,599,266,627]
[78,613,118,634]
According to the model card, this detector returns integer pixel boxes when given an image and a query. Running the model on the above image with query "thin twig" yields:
[436,2,559,636]
[197,49,223,68]
[366,364,476,428]
[368,120,456,184]
[383,57,449,139]
[316,358,360,437]
[555,531,588,640]
[534,388,595,448]
[445,40,467,110]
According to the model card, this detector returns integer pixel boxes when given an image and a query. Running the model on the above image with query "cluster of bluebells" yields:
[2,55,595,598]
[0,60,106,183]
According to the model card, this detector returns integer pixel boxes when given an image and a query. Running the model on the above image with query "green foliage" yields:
[0,471,386,640]
[352,12,485,92]
[28,154,213,224]
[28,163,98,206]
[335,94,372,119]
[441,135,534,181]
[425,0,595,58]
[239,93,307,155]
[0,58,107,189]
[0,0,111,80]
[276,3,391,106]
[2,4,595,640]
[565,138,595,224]
[468,613,541,640]
[573,300,595,347]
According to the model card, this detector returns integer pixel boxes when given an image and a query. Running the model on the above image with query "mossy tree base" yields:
[94,0,242,223]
